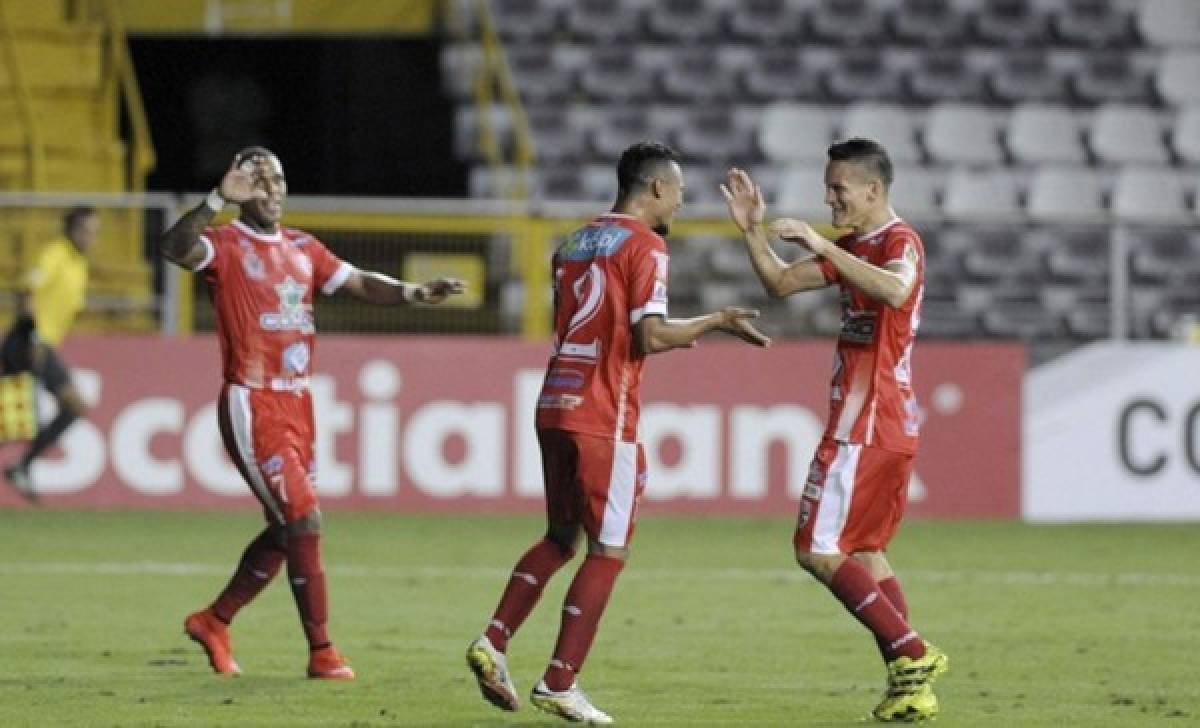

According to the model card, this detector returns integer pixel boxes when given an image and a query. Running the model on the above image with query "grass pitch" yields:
[0,511,1196,727]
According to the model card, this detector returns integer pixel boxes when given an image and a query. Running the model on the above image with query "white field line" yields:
[0,561,1196,587]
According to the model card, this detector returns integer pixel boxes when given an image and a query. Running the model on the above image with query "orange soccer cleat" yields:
[307,645,355,680]
[184,609,242,676]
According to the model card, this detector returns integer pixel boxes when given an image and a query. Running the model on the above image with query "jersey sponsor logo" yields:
[537,392,584,410]
[904,397,921,436]
[260,454,284,475]
[559,224,633,261]
[282,341,310,375]
[260,276,314,334]
[545,367,585,389]
[839,310,877,345]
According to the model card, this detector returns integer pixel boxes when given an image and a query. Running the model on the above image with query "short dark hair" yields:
[827,137,893,188]
[235,145,279,168]
[616,141,679,196]
[63,206,97,235]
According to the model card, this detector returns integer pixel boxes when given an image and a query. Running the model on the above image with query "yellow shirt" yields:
[26,238,88,346]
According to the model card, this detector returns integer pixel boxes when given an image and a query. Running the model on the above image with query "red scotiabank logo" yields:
[1,337,1022,518]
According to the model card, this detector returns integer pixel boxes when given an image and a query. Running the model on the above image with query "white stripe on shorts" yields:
[598,441,639,548]
[810,442,862,554]
[227,384,286,525]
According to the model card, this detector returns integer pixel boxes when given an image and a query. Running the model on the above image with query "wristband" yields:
[204,189,226,213]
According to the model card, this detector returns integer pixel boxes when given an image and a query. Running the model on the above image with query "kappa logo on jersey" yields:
[260,276,314,334]
[240,241,266,280]
[282,341,310,375]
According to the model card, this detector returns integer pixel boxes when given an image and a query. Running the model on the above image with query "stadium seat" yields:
[758,103,837,163]
[1026,166,1108,222]
[587,106,654,161]
[988,51,1073,104]
[924,104,1006,165]
[1156,51,1200,107]
[724,0,806,44]
[1050,0,1136,48]
[1037,226,1111,284]
[907,50,989,104]
[1137,0,1200,48]
[489,0,564,40]
[673,107,759,164]
[510,46,582,103]
[1089,105,1170,165]
[888,165,944,221]
[441,44,481,101]
[972,0,1051,46]
[841,103,924,164]
[528,106,595,164]
[809,0,888,45]
[919,300,983,338]
[659,46,738,103]
[741,47,826,102]
[824,49,908,103]
[644,0,724,42]
[1071,52,1155,105]
[1170,106,1200,163]
[959,227,1037,282]
[776,162,829,216]
[1110,167,1192,223]
[577,46,670,103]
[888,0,970,47]
[455,106,513,162]
[1007,104,1088,165]
[562,0,647,41]
[1128,228,1200,284]
[942,168,1022,220]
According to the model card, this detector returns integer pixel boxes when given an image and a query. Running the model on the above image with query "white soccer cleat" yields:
[465,636,519,711]
[531,679,613,724]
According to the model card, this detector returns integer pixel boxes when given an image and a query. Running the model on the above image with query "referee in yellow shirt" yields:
[2,206,97,501]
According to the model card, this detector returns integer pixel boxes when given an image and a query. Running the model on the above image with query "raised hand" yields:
[769,218,831,256]
[720,167,766,234]
[415,277,466,304]
[718,306,771,348]
[217,155,268,204]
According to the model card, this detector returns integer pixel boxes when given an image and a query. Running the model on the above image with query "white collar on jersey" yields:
[233,219,284,243]
[854,212,903,243]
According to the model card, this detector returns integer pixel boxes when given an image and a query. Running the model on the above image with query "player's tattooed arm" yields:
[159,202,217,269]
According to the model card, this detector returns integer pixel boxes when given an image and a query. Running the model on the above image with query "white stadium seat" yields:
[1089,105,1170,165]
[758,104,837,163]
[1137,0,1200,48]
[1156,51,1200,106]
[1026,166,1108,223]
[1171,106,1200,164]
[840,103,923,163]
[1007,104,1087,165]
[942,168,1022,221]
[1110,167,1192,224]
[924,104,1005,165]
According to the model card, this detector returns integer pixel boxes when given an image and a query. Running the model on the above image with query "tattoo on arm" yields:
[159,203,217,268]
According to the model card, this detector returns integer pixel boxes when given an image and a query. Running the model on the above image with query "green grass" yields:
[0,511,1197,727]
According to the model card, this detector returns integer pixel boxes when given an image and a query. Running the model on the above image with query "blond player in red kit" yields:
[159,147,463,680]
[465,142,769,724]
[722,139,949,722]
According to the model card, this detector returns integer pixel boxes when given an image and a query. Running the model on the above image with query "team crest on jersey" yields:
[260,276,314,333]
[240,242,266,280]
[282,341,310,375]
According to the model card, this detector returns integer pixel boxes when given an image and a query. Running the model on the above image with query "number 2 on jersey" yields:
[557,263,604,362]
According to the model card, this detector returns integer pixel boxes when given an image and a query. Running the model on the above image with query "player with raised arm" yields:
[721,139,948,722]
[466,142,769,724]
[160,146,463,680]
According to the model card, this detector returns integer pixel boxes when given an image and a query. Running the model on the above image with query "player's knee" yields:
[794,548,839,582]
[287,509,322,535]
[587,540,628,562]
[546,524,581,555]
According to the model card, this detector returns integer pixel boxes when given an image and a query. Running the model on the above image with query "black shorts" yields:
[1,317,71,394]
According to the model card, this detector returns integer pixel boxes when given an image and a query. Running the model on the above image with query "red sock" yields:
[874,576,910,658]
[210,528,286,624]
[287,531,331,650]
[543,554,624,692]
[486,538,575,652]
[829,559,923,662]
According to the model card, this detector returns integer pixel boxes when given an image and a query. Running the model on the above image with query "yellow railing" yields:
[472,0,534,200]
[97,0,155,191]
[0,0,47,189]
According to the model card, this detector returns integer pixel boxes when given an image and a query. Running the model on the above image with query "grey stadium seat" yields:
[887,165,944,222]
[972,0,1051,47]
[562,0,647,42]
[758,103,837,163]
[907,50,990,104]
[988,51,1073,104]
[1170,106,1200,164]
[725,0,807,44]
[488,0,564,41]
[824,49,908,103]
[776,162,830,217]
[942,168,1022,221]
[1157,51,1200,107]
[1007,104,1088,165]
[840,103,924,164]
[888,0,970,47]
[924,104,1006,165]
[809,0,888,45]
[741,47,826,102]
[1137,0,1200,48]
[1070,52,1155,106]
[644,0,725,42]
[1111,167,1193,224]
[1050,0,1137,48]
[1026,166,1108,223]
[1089,105,1170,165]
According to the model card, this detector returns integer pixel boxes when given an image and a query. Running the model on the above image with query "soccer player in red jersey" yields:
[159,147,463,680]
[721,139,949,722]
[466,142,769,724]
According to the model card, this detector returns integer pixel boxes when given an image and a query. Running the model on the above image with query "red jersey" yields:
[535,213,669,442]
[195,220,352,389]
[817,217,924,454]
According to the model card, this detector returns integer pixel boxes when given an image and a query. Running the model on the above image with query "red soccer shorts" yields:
[217,383,318,525]
[793,437,915,555]
[537,428,647,549]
